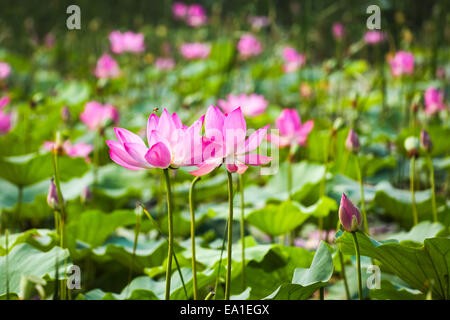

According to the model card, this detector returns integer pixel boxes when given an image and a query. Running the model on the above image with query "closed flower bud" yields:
[61,106,71,123]
[339,193,362,232]
[420,130,432,153]
[404,136,420,157]
[345,129,360,153]
[47,178,60,211]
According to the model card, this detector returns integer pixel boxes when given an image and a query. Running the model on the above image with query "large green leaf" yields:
[336,230,450,299]
[263,241,333,300]
[0,244,71,297]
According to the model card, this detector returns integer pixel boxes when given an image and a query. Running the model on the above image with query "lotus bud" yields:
[80,186,92,204]
[420,130,432,153]
[345,129,360,153]
[54,131,64,155]
[404,136,420,157]
[47,178,60,211]
[338,193,362,232]
[331,117,344,136]
[61,106,71,123]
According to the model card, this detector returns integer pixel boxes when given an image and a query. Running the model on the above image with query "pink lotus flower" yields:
[0,96,10,109]
[0,62,11,79]
[0,110,12,134]
[389,51,414,77]
[180,43,211,60]
[332,22,344,39]
[190,106,271,176]
[186,4,207,27]
[339,193,362,232]
[44,141,93,159]
[94,54,121,79]
[109,31,145,54]
[364,30,385,44]
[424,87,446,115]
[237,34,263,59]
[172,2,188,20]
[218,93,268,117]
[155,57,175,71]
[80,101,120,131]
[266,109,314,147]
[107,109,206,170]
[249,16,270,29]
[345,129,360,153]
[282,47,306,73]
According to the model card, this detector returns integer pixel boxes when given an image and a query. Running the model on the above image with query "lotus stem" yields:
[163,168,174,300]
[5,229,9,300]
[338,248,351,300]
[351,231,363,300]
[225,171,234,300]
[189,176,201,300]
[410,156,418,226]
[239,173,245,291]
[355,156,369,234]
[426,155,438,222]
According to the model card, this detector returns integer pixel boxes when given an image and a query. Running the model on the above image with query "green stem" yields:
[127,210,141,293]
[355,156,369,234]
[427,155,438,222]
[93,129,101,190]
[189,176,201,300]
[225,171,234,300]
[351,232,363,300]
[319,287,324,300]
[338,248,351,300]
[163,168,174,300]
[410,157,418,226]
[239,174,245,291]
[5,229,9,300]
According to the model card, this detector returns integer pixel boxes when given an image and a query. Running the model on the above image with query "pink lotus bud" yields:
[332,22,344,39]
[345,129,360,153]
[61,106,71,123]
[420,130,432,153]
[339,193,362,232]
[47,178,60,211]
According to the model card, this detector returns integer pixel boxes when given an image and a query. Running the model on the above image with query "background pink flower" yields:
[332,22,344,39]
[172,2,188,20]
[186,4,207,26]
[364,30,385,44]
[44,141,93,159]
[155,57,175,71]
[218,93,268,117]
[0,110,12,134]
[0,62,11,79]
[282,47,306,73]
[237,34,263,58]
[180,43,211,60]
[267,109,314,147]
[424,87,446,115]
[109,31,145,54]
[389,51,414,77]
[80,101,120,131]
[94,53,121,79]
[249,16,270,29]
[0,96,10,109]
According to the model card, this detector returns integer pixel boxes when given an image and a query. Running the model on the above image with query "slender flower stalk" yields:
[238,174,245,291]
[405,136,420,225]
[127,207,141,294]
[5,229,9,300]
[351,232,363,300]
[163,168,174,300]
[421,130,437,222]
[189,176,201,300]
[355,157,368,234]
[225,171,234,300]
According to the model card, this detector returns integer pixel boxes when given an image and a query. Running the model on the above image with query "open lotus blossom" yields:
[389,51,414,77]
[332,22,344,39]
[339,193,362,232]
[282,47,306,73]
[0,109,12,134]
[424,87,446,115]
[190,106,271,176]
[0,62,11,79]
[155,57,175,71]
[107,109,207,170]
[266,109,314,147]
[109,30,145,54]
[172,2,188,20]
[364,30,385,44]
[94,53,121,79]
[0,96,10,109]
[44,140,93,159]
[180,43,211,60]
[237,34,263,59]
[218,93,268,117]
[80,101,120,131]
[186,4,208,27]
